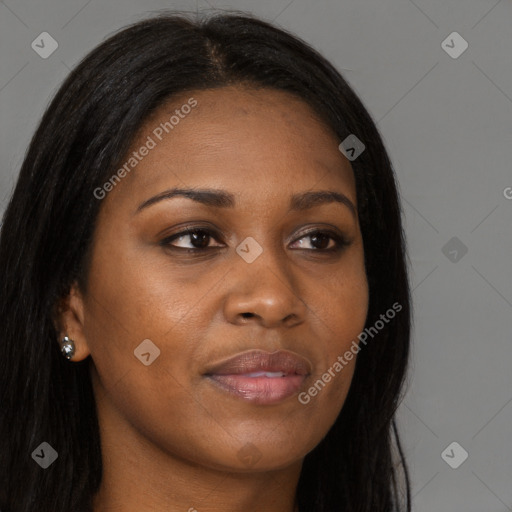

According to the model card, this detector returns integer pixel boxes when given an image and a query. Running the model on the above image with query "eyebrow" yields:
[135,187,357,219]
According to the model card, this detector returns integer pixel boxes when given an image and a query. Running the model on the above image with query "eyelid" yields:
[159,224,351,252]
[160,225,223,242]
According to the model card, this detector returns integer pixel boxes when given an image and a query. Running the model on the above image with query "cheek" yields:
[300,251,368,413]
[321,246,369,348]
[82,251,206,450]
[83,233,187,338]
[330,271,369,352]
[81,233,217,405]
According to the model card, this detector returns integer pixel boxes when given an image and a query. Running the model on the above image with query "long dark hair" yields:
[0,11,412,512]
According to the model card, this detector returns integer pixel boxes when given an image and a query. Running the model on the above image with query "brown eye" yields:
[290,230,350,252]
[160,227,350,254]
[161,228,223,250]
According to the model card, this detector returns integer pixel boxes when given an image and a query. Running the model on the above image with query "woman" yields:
[0,11,412,512]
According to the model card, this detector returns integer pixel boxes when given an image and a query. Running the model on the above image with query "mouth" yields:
[203,349,312,405]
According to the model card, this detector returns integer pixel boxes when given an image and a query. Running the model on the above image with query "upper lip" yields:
[204,349,312,376]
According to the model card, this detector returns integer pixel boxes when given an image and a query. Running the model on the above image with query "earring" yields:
[60,336,76,360]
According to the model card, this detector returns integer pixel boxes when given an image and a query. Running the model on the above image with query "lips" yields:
[204,349,312,404]
[205,349,312,376]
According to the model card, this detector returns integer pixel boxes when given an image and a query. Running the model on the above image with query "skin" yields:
[57,85,369,512]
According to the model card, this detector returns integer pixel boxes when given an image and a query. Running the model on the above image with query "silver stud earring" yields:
[60,336,76,360]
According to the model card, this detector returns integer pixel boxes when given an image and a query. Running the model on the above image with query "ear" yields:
[53,282,91,362]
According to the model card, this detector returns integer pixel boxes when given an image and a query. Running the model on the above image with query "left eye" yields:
[160,228,348,252]
[290,231,343,251]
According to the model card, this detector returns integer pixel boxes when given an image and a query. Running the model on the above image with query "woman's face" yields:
[72,85,369,472]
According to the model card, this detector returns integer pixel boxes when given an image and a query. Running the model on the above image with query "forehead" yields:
[101,85,356,213]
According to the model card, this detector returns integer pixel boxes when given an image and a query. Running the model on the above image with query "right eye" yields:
[160,227,224,252]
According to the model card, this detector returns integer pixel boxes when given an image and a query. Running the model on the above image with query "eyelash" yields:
[159,226,351,254]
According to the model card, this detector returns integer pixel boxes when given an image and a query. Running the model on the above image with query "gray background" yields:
[1,0,511,510]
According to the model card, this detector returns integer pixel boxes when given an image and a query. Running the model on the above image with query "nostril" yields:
[241,313,254,318]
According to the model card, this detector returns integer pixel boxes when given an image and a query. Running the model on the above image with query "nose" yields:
[222,245,308,329]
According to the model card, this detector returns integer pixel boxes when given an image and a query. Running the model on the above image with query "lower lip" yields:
[206,374,307,404]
